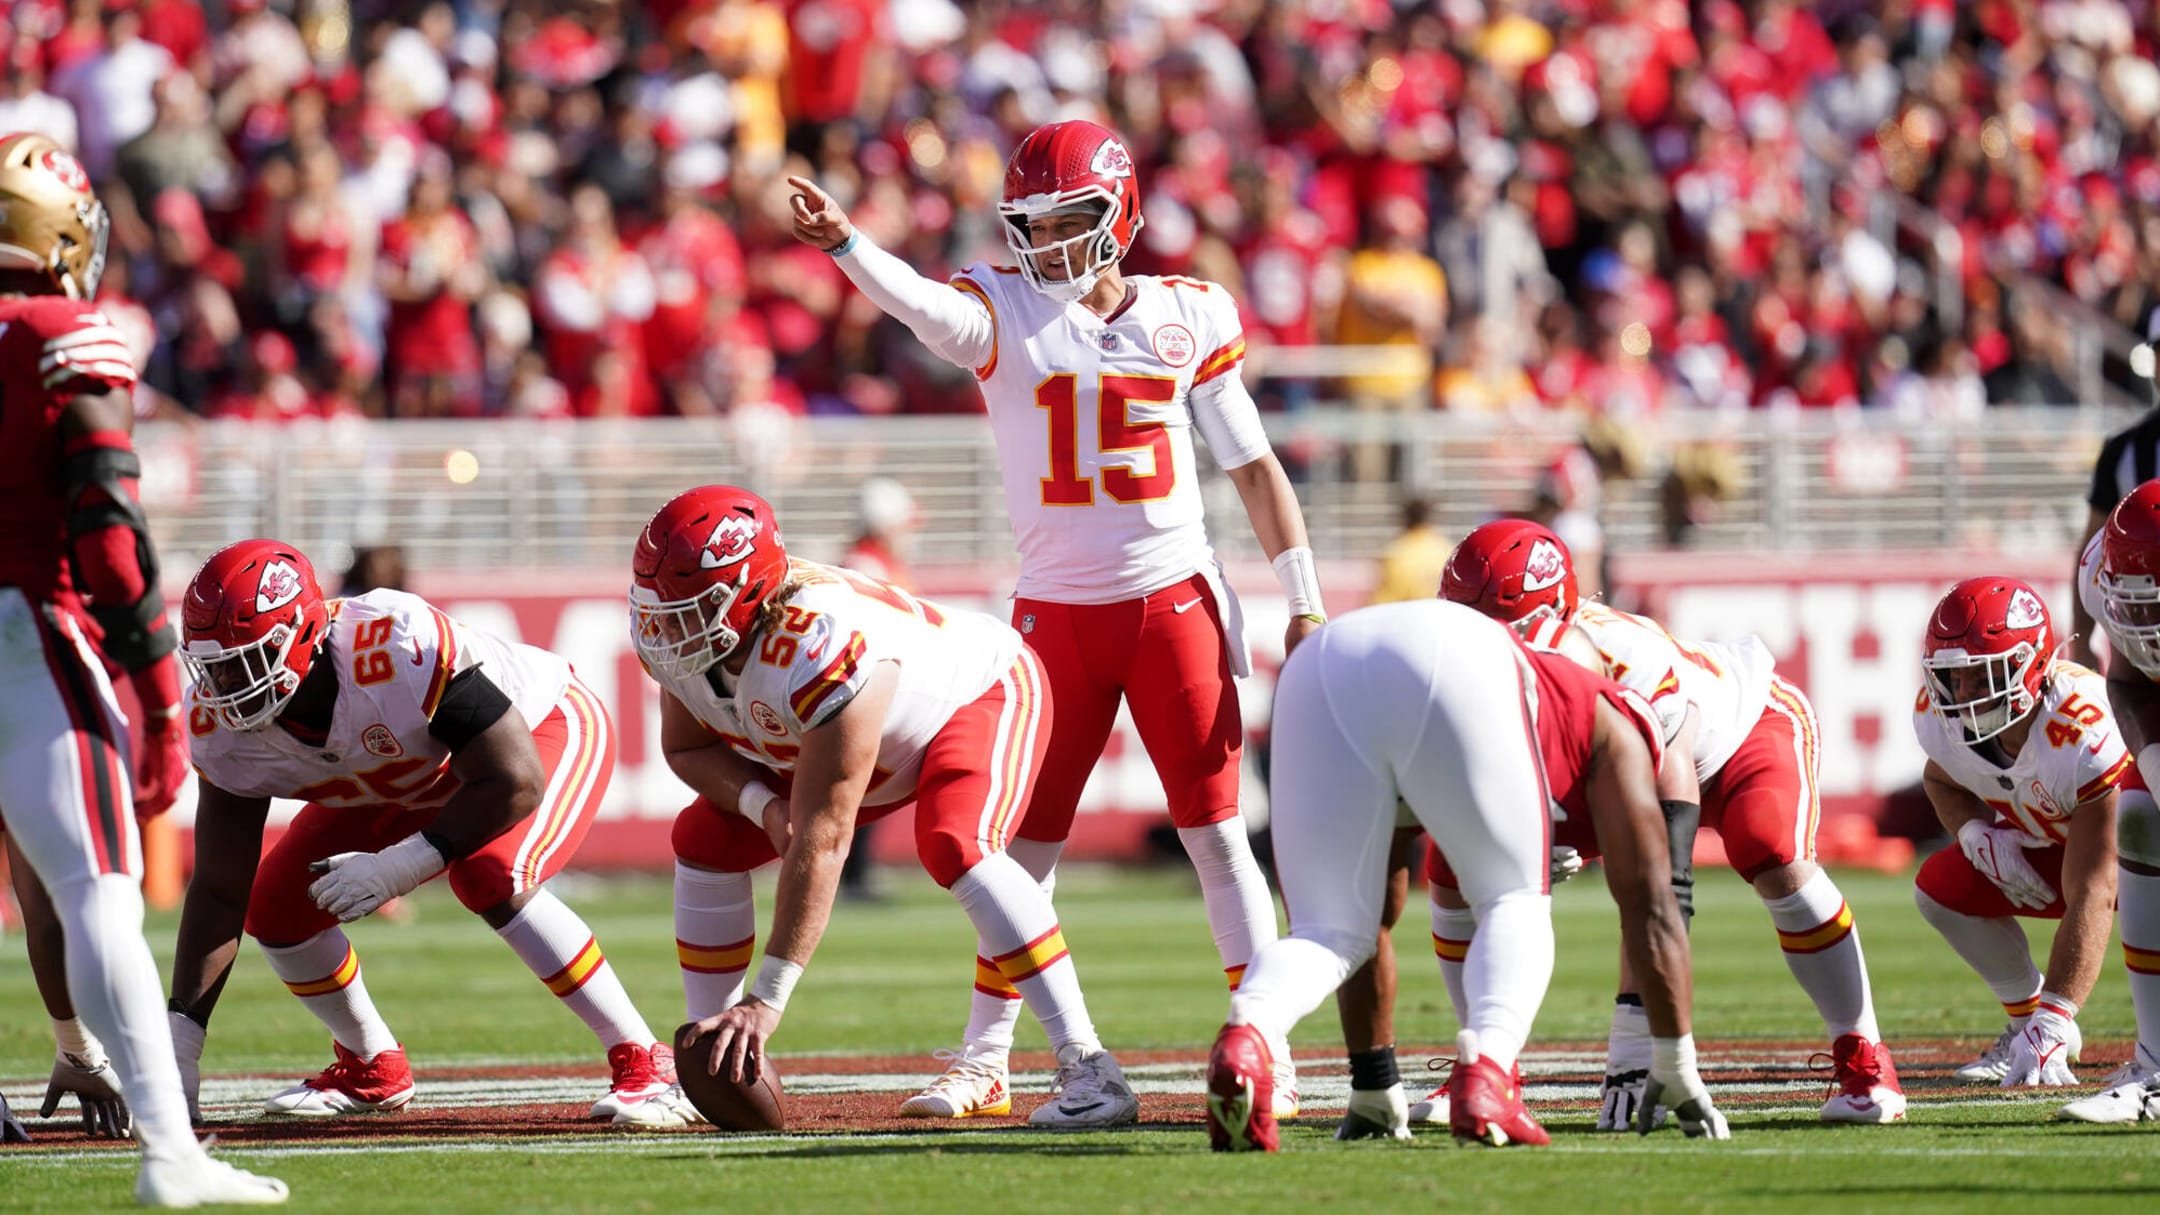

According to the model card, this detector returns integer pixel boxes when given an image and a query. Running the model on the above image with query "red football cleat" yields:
[1206,1023,1279,1152]
[1449,1032,1549,1147]
[262,1042,416,1116]
[1819,1034,1907,1124]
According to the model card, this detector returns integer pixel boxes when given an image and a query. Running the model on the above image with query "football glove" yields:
[1957,820,2056,910]
[40,1047,129,1138]
[2000,1006,2080,1087]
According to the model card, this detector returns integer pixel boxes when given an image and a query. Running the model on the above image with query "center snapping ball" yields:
[674,1022,787,1131]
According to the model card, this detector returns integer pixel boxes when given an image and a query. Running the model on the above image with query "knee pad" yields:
[2120,790,2160,870]
[671,798,775,873]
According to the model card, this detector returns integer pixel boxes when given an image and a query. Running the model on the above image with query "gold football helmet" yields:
[0,132,109,299]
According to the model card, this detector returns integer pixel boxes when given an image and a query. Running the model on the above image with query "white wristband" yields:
[52,1016,96,1059]
[747,955,805,1013]
[738,780,778,821]
[1271,546,1325,620]
[1652,1033,1697,1079]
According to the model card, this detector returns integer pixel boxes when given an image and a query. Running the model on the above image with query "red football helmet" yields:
[1439,519,1580,633]
[2099,480,2160,678]
[1922,576,2056,744]
[181,539,330,731]
[630,485,789,679]
[999,120,1144,304]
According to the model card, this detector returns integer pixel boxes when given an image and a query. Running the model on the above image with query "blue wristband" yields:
[827,232,860,257]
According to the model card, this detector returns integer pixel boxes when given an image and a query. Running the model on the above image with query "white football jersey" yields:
[1913,661,2131,845]
[1569,602,1777,784]
[2079,531,2115,655]
[187,590,572,809]
[648,561,1019,807]
[950,265,1273,603]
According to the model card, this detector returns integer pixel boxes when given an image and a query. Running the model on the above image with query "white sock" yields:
[956,839,1062,1057]
[51,874,200,1162]
[1229,933,1364,1046]
[1177,820,1278,990]
[496,889,655,1050]
[1429,898,1477,1026]
[2118,866,2160,1064]
[260,929,400,1059]
[949,852,1098,1054]
[1763,871,1880,1041]
[1915,888,2043,1016]
[1460,889,1553,1072]
[674,863,757,1020]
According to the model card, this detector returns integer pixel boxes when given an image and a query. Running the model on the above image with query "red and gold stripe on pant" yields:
[974,955,1021,1000]
[543,936,606,997]
[1776,902,1854,955]
[678,935,755,975]
[284,943,361,997]
[2002,993,2042,1018]
[2126,942,2160,977]
[1432,933,1472,964]
[991,926,1069,986]
[1224,963,1247,992]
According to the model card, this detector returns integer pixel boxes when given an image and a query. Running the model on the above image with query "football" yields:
[674,1022,787,1131]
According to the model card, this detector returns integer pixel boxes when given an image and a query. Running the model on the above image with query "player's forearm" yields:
[422,773,538,860]
[1653,740,1703,802]
[1923,775,1991,837]
[664,742,770,812]
[831,234,993,367]
[169,897,247,1024]
[9,854,74,1020]
[1225,454,1310,560]
[1619,897,1694,1039]
[763,814,851,968]
[2046,880,2117,1005]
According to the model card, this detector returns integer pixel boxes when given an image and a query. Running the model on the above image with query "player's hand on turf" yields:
[133,713,190,819]
[760,797,794,856]
[1550,845,1584,885]
[0,1092,29,1144]
[1597,1068,1665,1131]
[168,1010,205,1126]
[684,998,783,1085]
[42,1048,130,1138]
[1637,1068,1729,1139]
[2000,1007,2080,1087]
[787,177,855,253]
[1957,820,2056,910]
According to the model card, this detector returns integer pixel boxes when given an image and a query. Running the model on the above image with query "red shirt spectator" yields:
[378,173,485,411]
[783,0,882,123]
[534,183,659,416]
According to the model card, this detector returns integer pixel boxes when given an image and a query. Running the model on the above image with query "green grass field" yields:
[2,863,2155,1213]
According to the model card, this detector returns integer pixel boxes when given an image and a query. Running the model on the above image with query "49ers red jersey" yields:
[0,295,138,604]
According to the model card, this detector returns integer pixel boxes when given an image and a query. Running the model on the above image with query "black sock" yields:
[1614,993,1644,1009]
[1348,1045,1401,1092]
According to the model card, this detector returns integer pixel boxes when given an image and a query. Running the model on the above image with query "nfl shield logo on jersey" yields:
[1099,332,1121,352]
[362,724,402,758]
[1152,324,1195,367]
[1021,614,1036,634]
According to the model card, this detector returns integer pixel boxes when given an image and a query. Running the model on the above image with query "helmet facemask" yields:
[1000,195,1123,304]
[2100,567,2160,678]
[184,625,306,732]
[630,572,748,681]
[1923,643,2041,744]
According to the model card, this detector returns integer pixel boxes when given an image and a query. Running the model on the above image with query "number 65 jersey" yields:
[187,589,572,809]
[950,265,1274,604]
[1912,661,2133,845]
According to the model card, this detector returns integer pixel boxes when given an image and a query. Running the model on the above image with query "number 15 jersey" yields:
[950,266,1274,604]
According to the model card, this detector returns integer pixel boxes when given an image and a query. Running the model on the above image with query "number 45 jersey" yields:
[951,265,1273,605]
[186,589,572,809]
[1913,660,2132,845]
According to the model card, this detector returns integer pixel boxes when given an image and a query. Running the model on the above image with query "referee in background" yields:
[2073,327,2160,667]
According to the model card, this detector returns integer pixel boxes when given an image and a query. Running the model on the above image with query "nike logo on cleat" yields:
[1059,1101,1106,1115]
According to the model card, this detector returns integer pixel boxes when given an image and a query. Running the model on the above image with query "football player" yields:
[166,541,693,1127]
[641,487,1139,1127]
[1205,600,1727,1151]
[2062,482,2160,1121]
[1914,575,2130,1099]
[1418,521,1900,1126]
[0,131,286,1206]
[790,120,1319,1118]
[7,849,131,1140]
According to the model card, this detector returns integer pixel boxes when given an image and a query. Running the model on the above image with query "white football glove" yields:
[1596,1000,1665,1131]
[168,1010,205,1126]
[1550,845,1585,885]
[1957,820,2056,910]
[2000,1007,2080,1087]
[308,834,445,922]
[1638,1037,1731,1139]
[41,1047,129,1138]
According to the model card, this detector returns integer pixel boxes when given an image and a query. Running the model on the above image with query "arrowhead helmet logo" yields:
[1521,539,1567,593]
[1090,138,1134,179]
[2005,588,2045,630]
[700,515,760,570]
[255,560,305,613]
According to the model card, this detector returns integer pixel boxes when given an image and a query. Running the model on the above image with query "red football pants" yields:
[673,647,1051,888]
[1011,572,1242,842]
[245,679,615,944]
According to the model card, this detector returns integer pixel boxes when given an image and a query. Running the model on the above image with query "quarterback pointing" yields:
[791,119,1321,1117]
[168,541,692,1127]
[642,487,1138,1127]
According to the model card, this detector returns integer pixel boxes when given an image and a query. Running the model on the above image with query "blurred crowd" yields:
[4,0,2156,430]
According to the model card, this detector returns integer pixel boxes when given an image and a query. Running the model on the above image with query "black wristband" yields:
[420,829,465,864]
[1347,1045,1401,1092]
[167,998,207,1029]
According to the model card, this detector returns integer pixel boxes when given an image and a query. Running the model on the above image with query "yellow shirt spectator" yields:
[1370,499,1451,605]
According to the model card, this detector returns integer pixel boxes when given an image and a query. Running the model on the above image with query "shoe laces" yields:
[1053,1047,1117,1103]
[608,1043,661,1089]
[1810,1040,1883,1097]
[1419,1055,1458,1091]
[929,1047,1005,1085]
[308,1045,377,1092]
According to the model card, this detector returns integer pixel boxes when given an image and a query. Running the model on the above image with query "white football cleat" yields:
[1269,1050,1300,1120]
[1027,1044,1139,1129]
[2058,1045,2160,1124]
[1406,1086,1449,1124]
[592,1043,696,1126]
[136,1152,290,1208]
[900,1046,1012,1118]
